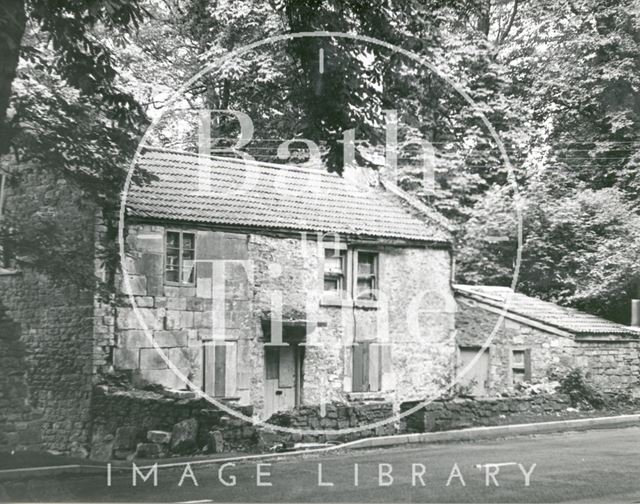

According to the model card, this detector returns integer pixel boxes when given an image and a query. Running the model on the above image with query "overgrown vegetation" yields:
[1,0,639,321]
[554,368,607,410]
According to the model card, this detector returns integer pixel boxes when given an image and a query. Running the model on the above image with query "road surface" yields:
[2,427,639,503]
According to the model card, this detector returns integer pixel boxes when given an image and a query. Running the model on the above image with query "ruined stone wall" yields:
[401,394,571,433]
[0,161,97,455]
[109,223,456,417]
[455,296,640,394]
[0,277,43,453]
[266,401,396,443]
[89,386,256,459]
[0,269,94,455]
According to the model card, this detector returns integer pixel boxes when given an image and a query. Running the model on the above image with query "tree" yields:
[1,1,150,289]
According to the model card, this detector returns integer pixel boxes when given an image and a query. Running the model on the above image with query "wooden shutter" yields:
[369,343,381,392]
[352,343,370,392]
[204,343,215,395]
[204,342,237,397]
[380,344,393,390]
[523,348,532,381]
[225,342,237,397]
[214,343,226,397]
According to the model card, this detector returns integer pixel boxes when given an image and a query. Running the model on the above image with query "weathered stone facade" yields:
[456,296,640,395]
[102,221,456,418]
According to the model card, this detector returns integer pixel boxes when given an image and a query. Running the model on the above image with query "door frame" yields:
[264,341,305,416]
[457,345,491,396]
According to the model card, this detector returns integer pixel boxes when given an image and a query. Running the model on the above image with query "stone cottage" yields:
[455,284,640,396]
[2,147,640,457]
[104,148,457,419]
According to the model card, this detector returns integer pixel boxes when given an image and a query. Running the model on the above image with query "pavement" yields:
[1,426,639,502]
[1,412,638,480]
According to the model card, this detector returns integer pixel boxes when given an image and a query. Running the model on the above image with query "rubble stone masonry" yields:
[456,297,640,395]
[105,222,457,417]
[0,269,94,455]
[0,161,97,455]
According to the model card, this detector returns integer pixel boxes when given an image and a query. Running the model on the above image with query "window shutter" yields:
[368,343,381,392]
[204,343,215,395]
[225,342,237,397]
[380,344,393,390]
[214,343,226,397]
[352,344,365,392]
[352,343,371,392]
[524,348,532,381]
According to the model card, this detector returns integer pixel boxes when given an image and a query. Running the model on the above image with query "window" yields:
[165,231,195,284]
[352,342,389,392]
[355,251,378,300]
[511,349,531,384]
[323,247,346,293]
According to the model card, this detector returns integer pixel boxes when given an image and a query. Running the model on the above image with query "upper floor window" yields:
[355,251,378,300]
[323,247,346,293]
[165,231,195,285]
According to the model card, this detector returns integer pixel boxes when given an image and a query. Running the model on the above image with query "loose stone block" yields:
[171,418,198,454]
[134,442,164,459]
[147,430,172,445]
[208,430,224,453]
[89,435,114,462]
[114,426,139,451]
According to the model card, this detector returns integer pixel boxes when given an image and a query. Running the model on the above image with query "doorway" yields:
[264,343,304,419]
[458,346,490,396]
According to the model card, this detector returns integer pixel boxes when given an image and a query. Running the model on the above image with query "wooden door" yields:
[458,347,490,396]
[264,345,301,419]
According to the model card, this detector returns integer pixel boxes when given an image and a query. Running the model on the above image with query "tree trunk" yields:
[476,0,491,37]
[0,0,27,154]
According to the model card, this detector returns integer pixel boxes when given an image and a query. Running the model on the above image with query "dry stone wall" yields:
[401,394,572,432]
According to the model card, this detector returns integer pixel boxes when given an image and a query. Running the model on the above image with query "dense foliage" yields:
[1,0,638,322]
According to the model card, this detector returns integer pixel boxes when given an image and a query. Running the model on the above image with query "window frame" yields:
[510,347,532,385]
[322,243,348,295]
[164,229,196,286]
[353,250,379,301]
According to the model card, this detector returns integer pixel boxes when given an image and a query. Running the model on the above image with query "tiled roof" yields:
[454,284,640,337]
[126,148,450,243]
